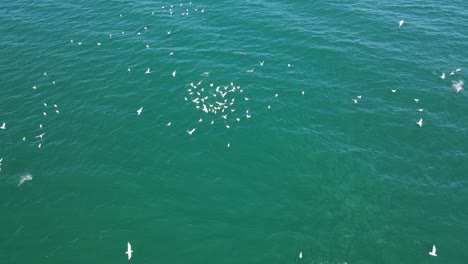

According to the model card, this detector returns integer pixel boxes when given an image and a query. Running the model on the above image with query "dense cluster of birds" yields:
[1,1,464,260]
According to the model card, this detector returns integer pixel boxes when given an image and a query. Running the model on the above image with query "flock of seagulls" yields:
[1,1,462,260]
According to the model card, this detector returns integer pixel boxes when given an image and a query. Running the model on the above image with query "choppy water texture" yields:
[1,0,467,263]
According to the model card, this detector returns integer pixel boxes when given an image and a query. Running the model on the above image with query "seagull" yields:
[429,245,437,256]
[43,112,47,116]
[450,70,455,76]
[22,137,26,141]
[128,68,131,72]
[414,98,419,102]
[125,242,133,260]
[38,143,42,148]
[55,110,60,114]
[246,68,254,73]
[267,105,271,109]
[227,143,230,148]
[399,19,405,27]
[440,73,445,79]
[167,30,171,35]
[391,89,397,93]
[357,95,362,99]
[1,122,6,129]
[172,71,177,77]
[352,98,358,104]
[453,80,464,92]
[35,133,46,139]
[187,128,196,135]
[43,102,47,107]
[302,90,304,95]
[287,64,291,68]
[260,61,264,66]
[275,93,278,97]
[145,68,151,74]
[456,68,462,72]
[43,72,47,76]
[225,125,230,128]
[39,124,43,129]
[54,104,58,108]
[167,122,171,126]
[33,85,37,90]
[417,118,423,127]
[137,107,143,115]
[299,252,303,259]
[146,44,149,48]
[418,108,424,112]
[97,42,101,46]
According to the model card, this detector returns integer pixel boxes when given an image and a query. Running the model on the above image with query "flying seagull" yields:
[187,128,196,135]
[299,251,303,259]
[399,19,405,27]
[417,118,423,127]
[145,68,151,74]
[125,242,133,260]
[137,107,143,116]
[429,245,437,256]
[0,122,5,129]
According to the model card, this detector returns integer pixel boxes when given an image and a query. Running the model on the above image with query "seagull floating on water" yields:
[246,68,254,73]
[125,242,133,260]
[137,107,143,115]
[172,71,177,77]
[167,122,171,126]
[1,122,5,129]
[145,68,151,74]
[440,73,445,79]
[391,89,397,93]
[260,61,264,66]
[299,252,303,259]
[417,118,423,127]
[429,245,437,256]
[414,98,419,102]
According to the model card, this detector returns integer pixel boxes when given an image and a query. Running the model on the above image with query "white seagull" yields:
[391,89,397,93]
[187,128,196,135]
[172,71,177,77]
[414,98,419,102]
[399,19,405,27]
[260,61,264,66]
[246,68,254,73]
[429,245,437,256]
[137,107,143,115]
[125,242,133,260]
[167,122,171,126]
[145,68,151,74]
[440,73,445,79]
[417,118,423,127]
[299,251,303,259]
[0,122,5,129]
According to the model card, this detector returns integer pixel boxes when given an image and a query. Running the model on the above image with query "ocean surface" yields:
[1,0,467,263]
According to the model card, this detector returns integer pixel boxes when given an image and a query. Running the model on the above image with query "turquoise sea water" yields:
[1,0,467,263]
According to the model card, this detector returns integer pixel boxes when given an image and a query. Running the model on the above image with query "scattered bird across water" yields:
[418,108,424,112]
[414,98,419,102]
[299,251,303,259]
[125,242,133,260]
[440,72,445,80]
[391,89,397,93]
[145,68,151,74]
[399,19,405,27]
[0,122,5,129]
[167,122,171,126]
[259,61,264,66]
[246,68,254,73]
[453,80,464,92]
[417,118,423,127]
[187,128,196,135]
[137,107,143,115]
[172,71,177,77]
[429,245,437,256]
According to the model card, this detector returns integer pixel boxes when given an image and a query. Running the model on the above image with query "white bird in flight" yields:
[246,68,254,73]
[399,19,405,27]
[137,107,143,115]
[417,118,423,127]
[429,245,437,256]
[145,68,151,74]
[414,98,419,102]
[0,122,5,129]
[35,133,46,139]
[259,61,264,66]
[172,71,177,77]
[125,242,133,260]
[187,128,196,135]
[391,89,397,93]
[440,73,445,79]
[167,122,171,126]
[299,251,302,259]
